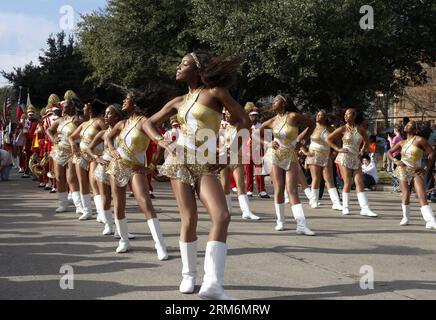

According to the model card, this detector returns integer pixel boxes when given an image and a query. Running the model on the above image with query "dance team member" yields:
[259,95,315,235]
[145,51,251,299]
[388,121,436,229]
[106,91,168,259]
[326,108,378,217]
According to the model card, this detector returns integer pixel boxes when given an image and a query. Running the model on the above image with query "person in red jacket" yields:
[22,105,39,178]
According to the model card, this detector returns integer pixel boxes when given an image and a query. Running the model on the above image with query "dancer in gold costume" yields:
[327,108,377,217]
[259,95,315,235]
[69,100,106,221]
[303,110,343,211]
[47,95,84,214]
[144,51,250,300]
[106,92,168,260]
[388,121,435,229]
[87,104,125,236]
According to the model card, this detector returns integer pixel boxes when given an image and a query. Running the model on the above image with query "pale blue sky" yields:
[0,0,107,86]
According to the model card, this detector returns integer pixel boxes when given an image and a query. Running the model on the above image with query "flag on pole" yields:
[16,87,25,121]
[26,89,31,109]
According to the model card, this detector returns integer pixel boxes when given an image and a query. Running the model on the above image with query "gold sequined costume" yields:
[335,125,363,170]
[160,88,222,187]
[393,137,424,184]
[271,113,299,171]
[93,129,111,186]
[73,119,101,171]
[107,116,150,187]
[305,124,331,167]
[51,117,77,167]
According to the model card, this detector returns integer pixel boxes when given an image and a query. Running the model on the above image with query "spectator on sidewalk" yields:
[0,148,13,181]
[362,155,378,191]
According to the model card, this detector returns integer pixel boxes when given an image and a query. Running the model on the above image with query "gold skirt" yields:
[94,163,110,186]
[72,153,92,171]
[106,158,146,188]
[393,166,424,184]
[160,154,218,188]
[50,145,73,167]
[272,147,298,171]
[335,153,361,170]
[306,149,330,167]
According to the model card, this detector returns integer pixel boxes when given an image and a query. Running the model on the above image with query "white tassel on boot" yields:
[102,210,114,235]
[114,218,131,253]
[55,192,69,213]
[94,195,104,223]
[225,195,232,215]
[68,192,74,205]
[198,241,234,300]
[400,204,410,226]
[310,189,320,209]
[304,187,312,202]
[420,205,436,230]
[328,188,343,211]
[147,218,168,261]
[274,203,285,231]
[357,192,378,217]
[292,203,315,236]
[284,192,290,204]
[179,241,197,294]
[342,192,350,215]
[72,191,84,215]
[239,195,260,220]
[78,194,93,220]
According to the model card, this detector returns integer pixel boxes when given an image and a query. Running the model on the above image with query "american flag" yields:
[1,97,12,128]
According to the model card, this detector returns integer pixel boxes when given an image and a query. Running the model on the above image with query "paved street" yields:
[1,171,435,300]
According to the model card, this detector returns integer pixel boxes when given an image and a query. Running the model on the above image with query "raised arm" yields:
[327,126,346,153]
[258,117,276,148]
[143,97,181,151]
[46,119,61,144]
[105,121,125,160]
[68,123,85,156]
[418,137,435,173]
[212,88,251,132]
[359,128,369,155]
[86,130,106,164]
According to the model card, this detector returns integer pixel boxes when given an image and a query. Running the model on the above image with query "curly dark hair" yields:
[191,50,241,89]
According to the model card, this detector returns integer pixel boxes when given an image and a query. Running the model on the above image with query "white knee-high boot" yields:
[198,241,234,300]
[310,189,320,208]
[78,194,93,220]
[400,204,410,226]
[68,192,74,205]
[147,218,168,261]
[93,195,104,223]
[420,205,436,230]
[342,192,350,215]
[55,192,69,213]
[72,191,84,215]
[102,210,114,235]
[179,241,197,294]
[239,195,260,220]
[304,187,312,202]
[225,195,232,215]
[284,192,290,204]
[328,188,343,211]
[114,218,131,253]
[114,218,135,240]
[357,192,378,217]
[292,204,315,236]
[274,203,285,231]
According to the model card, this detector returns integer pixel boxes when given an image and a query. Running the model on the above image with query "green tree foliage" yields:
[190,0,436,110]
[1,32,92,107]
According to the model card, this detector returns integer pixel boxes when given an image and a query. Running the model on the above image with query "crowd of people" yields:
[0,51,435,300]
